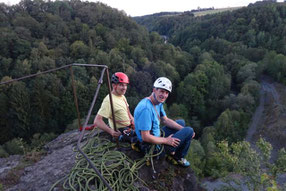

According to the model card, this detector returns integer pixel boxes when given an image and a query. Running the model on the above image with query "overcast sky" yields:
[0,0,284,16]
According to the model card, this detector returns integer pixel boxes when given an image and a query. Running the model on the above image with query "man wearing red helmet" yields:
[94,72,134,139]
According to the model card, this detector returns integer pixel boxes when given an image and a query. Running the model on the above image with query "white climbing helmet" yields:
[153,77,172,93]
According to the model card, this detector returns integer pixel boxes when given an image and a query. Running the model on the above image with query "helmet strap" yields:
[152,91,162,104]
[112,84,119,96]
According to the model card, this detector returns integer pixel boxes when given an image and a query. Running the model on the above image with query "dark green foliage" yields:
[4,138,26,155]
[0,0,158,144]
[177,55,231,123]
[263,51,286,85]
[135,2,286,150]
[167,103,189,121]
[129,71,153,97]
[134,12,194,36]
[215,109,250,143]
[29,74,64,134]
[275,148,286,173]
[187,140,206,178]
[30,132,57,149]
[0,92,11,143]
[0,146,9,158]
[9,82,31,140]
[169,3,286,54]
[0,57,13,78]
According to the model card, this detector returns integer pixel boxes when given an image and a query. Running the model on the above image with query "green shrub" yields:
[64,118,85,132]
[30,132,57,149]
[208,141,236,178]
[0,145,9,158]
[187,139,206,178]
[256,137,272,162]
[4,138,26,155]
[215,109,250,143]
[275,148,286,173]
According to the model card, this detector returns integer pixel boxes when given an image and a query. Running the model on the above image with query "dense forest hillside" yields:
[0,0,286,190]
[134,1,286,189]
[134,1,286,133]
[0,0,193,145]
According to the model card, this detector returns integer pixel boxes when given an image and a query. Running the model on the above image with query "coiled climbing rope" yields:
[50,130,163,191]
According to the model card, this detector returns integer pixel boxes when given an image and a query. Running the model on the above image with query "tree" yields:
[12,14,43,38]
[236,62,258,84]
[30,77,53,134]
[215,109,249,143]
[177,77,206,117]
[0,92,11,144]
[240,80,260,103]
[167,103,189,121]
[70,40,90,59]
[9,82,31,140]
[4,31,23,55]
[11,59,31,78]
[108,48,124,73]
[91,49,110,66]
[129,71,153,98]
[0,57,12,78]
[173,51,195,77]
[196,59,231,101]
[187,140,206,178]
[236,92,256,113]
[275,148,286,173]
[12,38,32,60]
[130,46,146,69]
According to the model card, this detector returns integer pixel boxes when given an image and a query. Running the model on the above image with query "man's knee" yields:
[182,126,194,138]
[175,119,185,127]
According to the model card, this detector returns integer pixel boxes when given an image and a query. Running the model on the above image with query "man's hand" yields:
[192,132,195,139]
[165,134,180,147]
[111,130,121,138]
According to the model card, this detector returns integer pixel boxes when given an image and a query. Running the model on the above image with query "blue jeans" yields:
[162,119,194,159]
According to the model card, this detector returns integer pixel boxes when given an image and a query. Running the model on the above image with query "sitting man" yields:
[134,77,195,167]
[94,72,134,141]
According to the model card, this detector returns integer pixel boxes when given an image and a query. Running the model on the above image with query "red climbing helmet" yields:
[111,72,129,84]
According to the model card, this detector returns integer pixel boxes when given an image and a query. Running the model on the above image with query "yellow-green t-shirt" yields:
[97,94,130,129]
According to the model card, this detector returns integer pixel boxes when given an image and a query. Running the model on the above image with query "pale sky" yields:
[0,0,284,16]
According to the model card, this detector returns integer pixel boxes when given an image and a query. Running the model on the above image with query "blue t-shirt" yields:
[134,98,166,142]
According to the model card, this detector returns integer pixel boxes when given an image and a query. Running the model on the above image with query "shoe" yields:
[166,155,179,165]
[177,158,190,167]
[131,143,140,152]
[166,155,190,167]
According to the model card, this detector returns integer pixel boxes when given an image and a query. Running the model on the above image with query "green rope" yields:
[50,130,162,191]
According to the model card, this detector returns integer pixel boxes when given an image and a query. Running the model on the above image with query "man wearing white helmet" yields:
[134,77,195,167]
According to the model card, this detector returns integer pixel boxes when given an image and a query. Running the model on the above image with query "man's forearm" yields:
[142,134,168,145]
[162,118,183,130]
[141,131,180,147]
[95,120,111,133]
[94,115,114,135]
